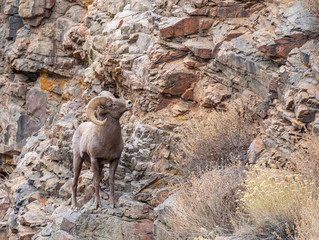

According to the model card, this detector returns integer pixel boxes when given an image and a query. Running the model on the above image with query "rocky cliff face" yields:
[0,0,318,239]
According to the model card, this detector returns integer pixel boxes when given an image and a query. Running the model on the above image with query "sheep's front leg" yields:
[71,153,83,210]
[109,158,119,208]
[98,164,108,199]
[91,158,101,209]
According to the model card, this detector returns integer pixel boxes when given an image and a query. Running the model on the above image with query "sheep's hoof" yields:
[94,200,101,209]
[71,204,78,211]
[109,199,115,208]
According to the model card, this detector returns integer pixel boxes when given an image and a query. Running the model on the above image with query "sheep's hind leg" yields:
[92,158,101,209]
[71,153,83,210]
[109,158,119,208]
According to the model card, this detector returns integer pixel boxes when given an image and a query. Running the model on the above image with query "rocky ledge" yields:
[0,0,318,239]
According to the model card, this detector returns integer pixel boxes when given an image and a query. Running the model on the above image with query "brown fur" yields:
[71,92,133,209]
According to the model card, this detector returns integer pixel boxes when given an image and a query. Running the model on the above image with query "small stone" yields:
[60,211,81,234]
[45,177,63,197]
[18,224,37,240]
[170,104,190,117]
[51,230,76,240]
[132,219,154,239]
[21,201,48,227]
[18,0,55,26]
[201,84,232,107]
[312,113,319,133]
[151,188,169,206]
[162,60,199,97]
[184,38,214,59]
[259,33,311,60]
[294,91,309,105]
[181,88,195,101]
[248,137,265,164]
[59,179,73,199]
[7,15,24,40]
[192,0,208,8]
[28,191,42,203]
[295,104,315,123]
[200,18,214,30]
[26,87,47,119]
[285,96,294,111]
[119,195,150,219]
[41,225,52,236]
[184,5,210,16]
[183,57,206,69]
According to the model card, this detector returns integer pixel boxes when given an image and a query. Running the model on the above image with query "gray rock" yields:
[118,194,150,219]
[27,88,47,120]
[60,211,81,234]
[8,15,24,40]
[4,0,19,15]
[282,2,319,34]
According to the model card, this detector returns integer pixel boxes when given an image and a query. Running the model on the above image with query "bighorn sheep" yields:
[71,91,133,209]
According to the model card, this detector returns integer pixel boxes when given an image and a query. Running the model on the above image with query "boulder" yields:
[162,60,199,97]
[200,83,232,107]
[8,15,24,40]
[19,0,56,26]
[259,33,315,61]
[119,195,150,219]
[160,17,200,38]
[184,38,214,59]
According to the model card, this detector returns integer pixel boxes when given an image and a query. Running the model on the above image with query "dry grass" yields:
[164,106,256,238]
[239,165,318,239]
[295,199,319,240]
[175,107,256,175]
[167,162,319,239]
[289,133,319,239]
[164,166,245,239]
[290,133,319,183]
[167,101,319,239]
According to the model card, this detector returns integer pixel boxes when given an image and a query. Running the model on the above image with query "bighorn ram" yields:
[72,91,133,209]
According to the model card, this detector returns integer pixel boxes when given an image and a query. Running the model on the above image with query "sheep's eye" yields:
[100,106,105,109]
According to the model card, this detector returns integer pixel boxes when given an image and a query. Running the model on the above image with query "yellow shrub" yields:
[240,166,317,238]
[295,199,319,240]
[291,133,319,182]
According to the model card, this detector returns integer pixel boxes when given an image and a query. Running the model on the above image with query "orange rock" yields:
[162,60,199,97]
[200,18,214,30]
[150,188,169,206]
[181,88,195,101]
[160,17,200,38]
[259,33,313,60]
[133,220,154,240]
[183,57,207,68]
[17,225,36,240]
[184,38,214,59]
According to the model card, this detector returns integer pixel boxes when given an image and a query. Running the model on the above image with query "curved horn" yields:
[99,91,115,99]
[87,96,108,126]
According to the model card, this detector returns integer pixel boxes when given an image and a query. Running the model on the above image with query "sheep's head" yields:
[87,92,133,125]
